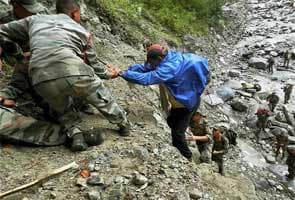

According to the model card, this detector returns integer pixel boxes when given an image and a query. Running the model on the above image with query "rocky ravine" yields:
[0,0,295,200]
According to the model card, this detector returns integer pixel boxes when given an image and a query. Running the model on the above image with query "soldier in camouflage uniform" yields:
[266,92,279,112]
[286,145,295,180]
[283,50,291,69]
[0,0,130,151]
[283,84,293,104]
[267,57,275,74]
[212,126,229,176]
[187,111,212,163]
[271,127,289,161]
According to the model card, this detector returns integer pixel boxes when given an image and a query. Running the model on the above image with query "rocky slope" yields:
[0,0,295,200]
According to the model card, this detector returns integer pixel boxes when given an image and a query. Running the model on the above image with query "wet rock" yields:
[189,189,203,199]
[228,70,241,77]
[87,191,101,200]
[230,100,248,112]
[216,87,235,101]
[263,154,276,164]
[248,57,268,69]
[87,173,105,186]
[132,171,148,186]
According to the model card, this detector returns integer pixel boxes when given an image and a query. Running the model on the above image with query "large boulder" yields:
[230,100,248,112]
[216,87,235,101]
[248,57,268,69]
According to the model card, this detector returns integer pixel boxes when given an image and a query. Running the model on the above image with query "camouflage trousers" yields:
[197,143,212,163]
[0,105,66,146]
[33,75,128,137]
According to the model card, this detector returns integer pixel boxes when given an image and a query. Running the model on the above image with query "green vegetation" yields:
[97,0,226,42]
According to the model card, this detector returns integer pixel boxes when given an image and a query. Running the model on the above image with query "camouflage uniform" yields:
[266,93,279,112]
[272,127,289,160]
[190,119,212,163]
[286,145,295,179]
[283,50,291,69]
[267,57,274,74]
[0,0,49,101]
[0,14,129,137]
[283,84,293,104]
[0,105,65,146]
[212,134,229,175]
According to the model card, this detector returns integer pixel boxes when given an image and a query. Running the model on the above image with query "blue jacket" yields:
[120,51,209,111]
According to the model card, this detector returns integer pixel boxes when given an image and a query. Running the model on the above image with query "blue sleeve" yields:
[195,59,209,94]
[128,64,153,73]
[121,63,176,85]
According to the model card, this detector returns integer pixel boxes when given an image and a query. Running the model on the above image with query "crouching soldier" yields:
[212,126,229,176]
[187,111,212,163]
[286,145,295,180]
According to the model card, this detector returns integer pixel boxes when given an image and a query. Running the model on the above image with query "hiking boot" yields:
[118,123,131,136]
[71,133,88,152]
[84,130,104,146]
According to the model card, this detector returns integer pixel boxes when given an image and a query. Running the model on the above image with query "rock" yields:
[216,87,235,101]
[132,171,148,186]
[263,154,276,164]
[230,100,248,112]
[88,191,101,200]
[174,190,190,200]
[248,57,268,69]
[108,184,123,200]
[256,180,271,190]
[288,136,295,144]
[203,94,224,106]
[76,177,87,188]
[133,146,149,160]
[189,189,203,199]
[228,70,241,77]
[87,173,105,186]
[50,192,57,199]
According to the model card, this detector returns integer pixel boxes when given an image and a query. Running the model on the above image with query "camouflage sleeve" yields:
[85,38,112,79]
[223,136,229,154]
[0,17,30,58]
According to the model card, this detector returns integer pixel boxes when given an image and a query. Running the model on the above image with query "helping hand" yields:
[0,96,16,107]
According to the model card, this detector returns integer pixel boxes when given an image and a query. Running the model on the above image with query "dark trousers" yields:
[167,106,197,159]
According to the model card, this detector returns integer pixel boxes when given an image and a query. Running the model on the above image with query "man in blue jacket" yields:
[113,44,209,160]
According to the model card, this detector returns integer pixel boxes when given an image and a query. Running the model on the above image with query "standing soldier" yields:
[255,108,272,143]
[272,127,289,161]
[212,126,229,176]
[267,56,275,74]
[283,83,293,104]
[286,145,295,180]
[266,92,280,112]
[283,50,291,69]
[186,111,212,163]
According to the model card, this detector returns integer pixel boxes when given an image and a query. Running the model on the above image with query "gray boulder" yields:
[230,100,248,112]
[216,87,235,101]
[248,57,268,69]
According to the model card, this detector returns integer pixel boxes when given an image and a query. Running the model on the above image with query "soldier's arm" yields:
[187,135,210,142]
[84,38,112,79]
[0,18,30,58]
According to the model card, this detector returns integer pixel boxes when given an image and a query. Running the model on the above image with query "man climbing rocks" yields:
[283,83,293,104]
[255,108,272,143]
[266,92,279,112]
[212,126,229,176]
[112,44,209,160]
[283,50,291,69]
[0,0,131,152]
[267,56,275,74]
[187,111,212,163]
[272,127,289,161]
[286,145,295,180]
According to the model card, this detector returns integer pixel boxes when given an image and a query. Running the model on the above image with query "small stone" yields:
[276,185,283,191]
[132,171,148,186]
[228,70,241,77]
[87,173,105,186]
[133,146,149,160]
[189,189,202,199]
[50,192,57,199]
[109,184,123,200]
[76,177,87,188]
[88,191,101,200]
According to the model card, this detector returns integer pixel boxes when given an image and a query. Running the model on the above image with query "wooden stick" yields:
[0,161,78,198]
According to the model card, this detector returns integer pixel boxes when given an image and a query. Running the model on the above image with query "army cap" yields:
[12,0,45,13]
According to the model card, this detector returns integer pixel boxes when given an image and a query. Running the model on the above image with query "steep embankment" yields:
[0,0,294,200]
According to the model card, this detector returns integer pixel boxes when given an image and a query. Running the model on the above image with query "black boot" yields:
[84,130,104,146]
[71,133,88,152]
